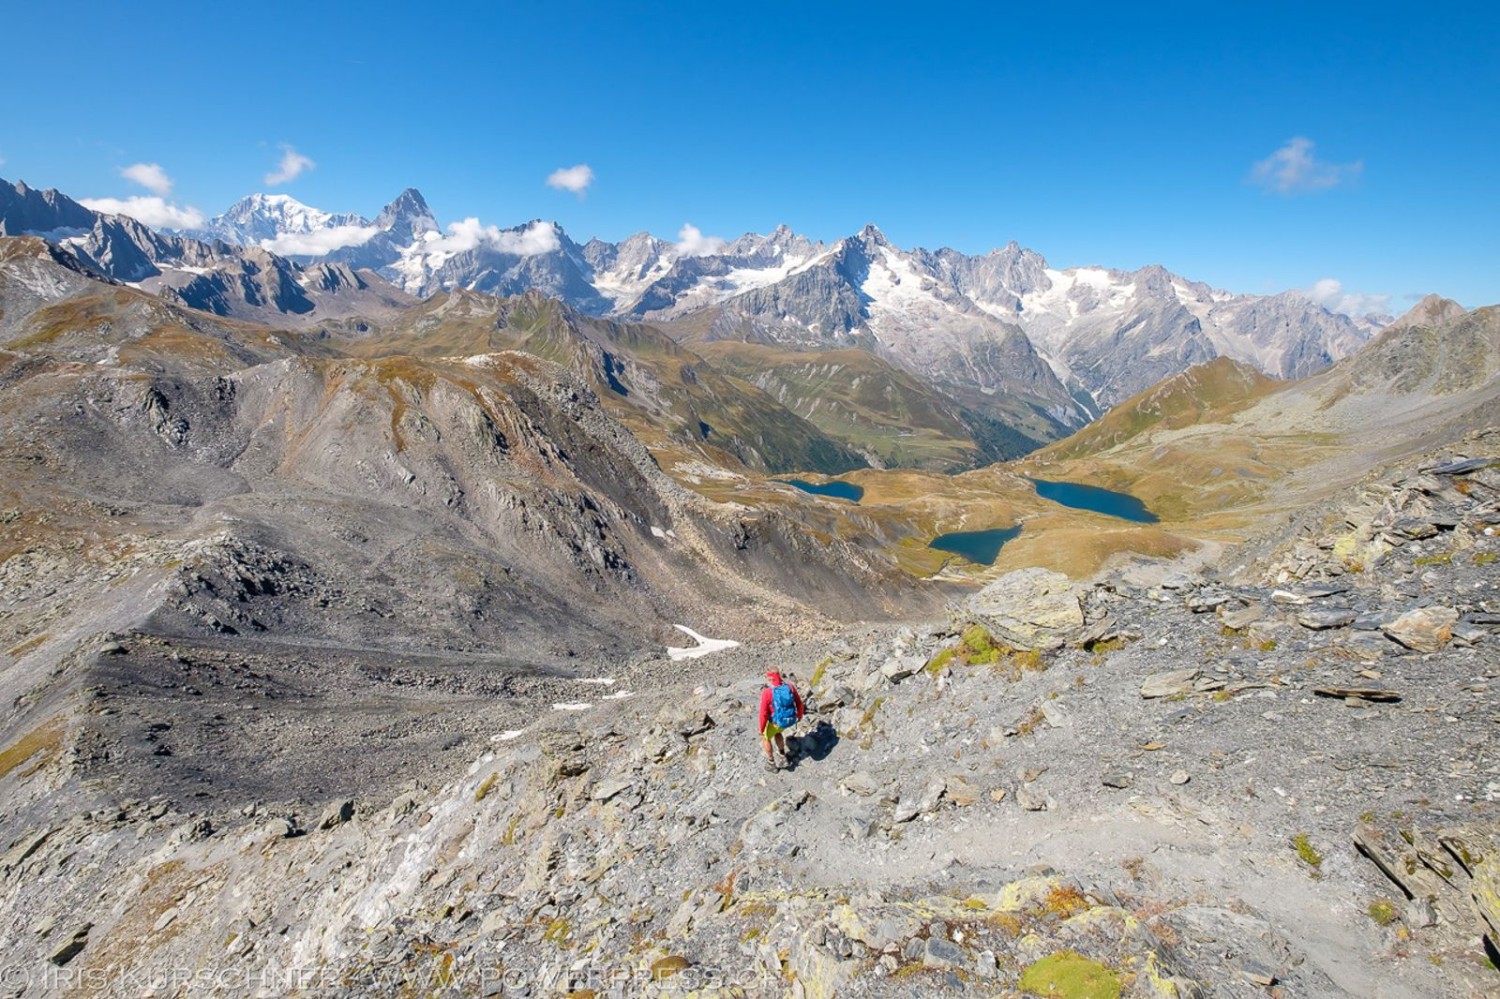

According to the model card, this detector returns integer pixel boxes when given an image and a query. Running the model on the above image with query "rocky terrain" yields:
[1,428,1496,997]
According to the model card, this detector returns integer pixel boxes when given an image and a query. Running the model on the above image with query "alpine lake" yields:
[781,479,865,503]
[928,479,1159,566]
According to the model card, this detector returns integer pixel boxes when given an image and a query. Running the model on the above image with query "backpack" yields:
[771,683,798,728]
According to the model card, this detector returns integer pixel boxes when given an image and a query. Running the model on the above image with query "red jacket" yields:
[758,682,805,731]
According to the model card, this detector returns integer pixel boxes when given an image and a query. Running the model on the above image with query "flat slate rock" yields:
[1272,585,1348,604]
[1427,457,1497,475]
[1220,603,1267,630]
[1312,686,1402,703]
[1344,632,1396,658]
[1141,669,1200,699]
[48,924,91,967]
[1187,592,1232,612]
[1242,961,1279,986]
[1297,608,1357,630]
[1384,606,1459,652]
[922,936,970,970]
[1387,518,1441,540]
[880,657,919,682]
[590,779,634,802]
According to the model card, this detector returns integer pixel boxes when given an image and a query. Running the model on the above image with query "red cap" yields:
[765,671,782,685]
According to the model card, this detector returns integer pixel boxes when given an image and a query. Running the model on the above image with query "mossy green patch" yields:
[1019,950,1122,998]
[969,646,1003,666]
[543,917,572,946]
[924,648,957,675]
[1367,899,1399,926]
[928,624,1046,679]
[961,624,995,653]
[474,772,498,802]
[1293,833,1323,875]
[1086,636,1124,658]
[1474,551,1497,566]
[809,656,833,689]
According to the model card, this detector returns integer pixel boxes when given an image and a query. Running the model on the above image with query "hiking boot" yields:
[763,756,779,773]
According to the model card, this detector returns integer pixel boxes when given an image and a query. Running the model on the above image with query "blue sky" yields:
[2,2,1496,312]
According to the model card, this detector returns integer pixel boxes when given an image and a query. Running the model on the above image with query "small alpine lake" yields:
[781,479,864,503]
[928,525,1022,566]
[1029,478,1159,523]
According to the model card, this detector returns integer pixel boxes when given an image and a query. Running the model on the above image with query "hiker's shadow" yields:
[791,720,839,767]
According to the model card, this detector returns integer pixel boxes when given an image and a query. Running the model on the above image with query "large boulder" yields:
[1383,606,1458,652]
[962,568,1085,650]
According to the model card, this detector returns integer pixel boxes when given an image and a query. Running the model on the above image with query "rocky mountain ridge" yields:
[0,179,416,326]
[0,176,1462,474]
[194,185,1388,415]
[22,176,1396,420]
[348,288,875,476]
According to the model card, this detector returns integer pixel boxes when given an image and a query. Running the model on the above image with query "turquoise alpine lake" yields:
[782,479,864,503]
[928,525,1022,566]
[1029,478,1159,523]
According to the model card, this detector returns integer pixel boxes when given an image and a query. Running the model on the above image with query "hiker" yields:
[758,670,805,771]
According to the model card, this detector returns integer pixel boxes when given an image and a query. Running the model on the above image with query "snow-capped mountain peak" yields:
[186,193,368,248]
[855,222,890,247]
[374,188,438,240]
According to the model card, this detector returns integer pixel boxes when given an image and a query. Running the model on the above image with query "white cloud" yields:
[421,218,561,256]
[674,223,725,257]
[80,196,206,230]
[1250,137,1362,194]
[1307,277,1390,317]
[120,162,173,195]
[545,164,594,196]
[265,144,315,186]
[259,224,380,256]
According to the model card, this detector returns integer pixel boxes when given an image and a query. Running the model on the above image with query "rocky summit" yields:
[0,203,1497,998]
